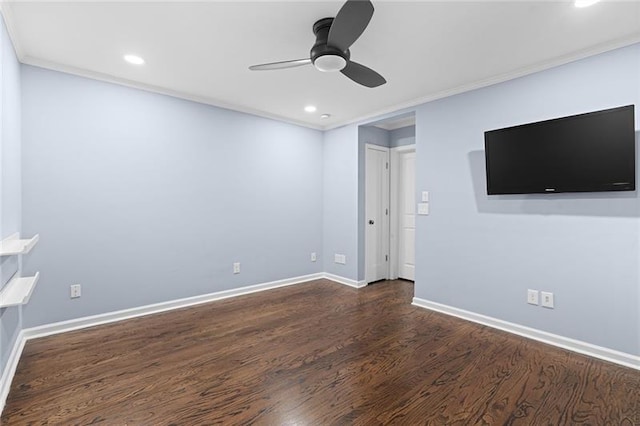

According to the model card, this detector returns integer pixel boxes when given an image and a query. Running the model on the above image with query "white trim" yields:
[20,56,324,131]
[0,330,26,415]
[21,272,366,341]
[389,144,417,280]
[1,2,638,133]
[2,6,637,133]
[322,273,367,288]
[364,144,391,284]
[391,144,417,154]
[24,273,324,340]
[0,3,24,65]
[326,34,640,131]
[412,297,640,371]
[3,272,356,416]
[9,279,635,416]
[372,116,416,131]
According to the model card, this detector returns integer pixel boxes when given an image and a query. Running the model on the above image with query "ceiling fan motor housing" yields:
[311,18,350,72]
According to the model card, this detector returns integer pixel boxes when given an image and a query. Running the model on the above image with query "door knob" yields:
[369,220,375,225]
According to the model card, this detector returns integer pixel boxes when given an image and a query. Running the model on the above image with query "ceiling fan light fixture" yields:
[313,54,347,72]
[248,0,385,87]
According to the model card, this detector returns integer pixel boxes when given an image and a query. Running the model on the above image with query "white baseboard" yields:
[0,272,334,416]
[24,273,325,340]
[322,273,367,288]
[412,297,640,371]
[4,281,636,416]
[0,330,26,415]
[1,273,332,414]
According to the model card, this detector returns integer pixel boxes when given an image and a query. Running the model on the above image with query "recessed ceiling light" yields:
[304,105,317,113]
[124,54,145,65]
[574,0,600,7]
[320,114,331,119]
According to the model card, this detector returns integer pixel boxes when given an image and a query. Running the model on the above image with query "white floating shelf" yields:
[0,272,40,308]
[0,233,39,256]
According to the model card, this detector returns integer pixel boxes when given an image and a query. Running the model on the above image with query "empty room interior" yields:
[0,0,639,424]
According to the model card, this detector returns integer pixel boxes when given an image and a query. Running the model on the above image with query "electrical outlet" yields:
[70,284,81,299]
[311,252,317,262]
[233,262,240,274]
[527,289,539,305]
[417,203,429,215]
[334,254,346,265]
[541,291,554,308]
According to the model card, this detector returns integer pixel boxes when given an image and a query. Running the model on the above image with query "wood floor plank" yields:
[2,279,638,425]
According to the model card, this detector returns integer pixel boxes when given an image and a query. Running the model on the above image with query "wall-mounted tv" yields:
[484,105,636,195]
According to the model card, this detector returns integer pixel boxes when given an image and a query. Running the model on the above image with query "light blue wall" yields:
[6,27,639,361]
[21,65,324,327]
[322,124,359,280]
[414,43,640,355]
[389,125,415,148]
[0,14,23,378]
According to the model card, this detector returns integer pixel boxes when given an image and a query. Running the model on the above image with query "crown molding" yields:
[3,2,639,132]
[324,33,640,131]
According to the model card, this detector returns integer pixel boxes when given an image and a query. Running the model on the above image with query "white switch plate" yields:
[417,203,429,215]
[527,289,539,305]
[311,252,317,262]
[422,191,430,202]
[233,262,241,274]
[70,284,81,299]
[541,291,554,308]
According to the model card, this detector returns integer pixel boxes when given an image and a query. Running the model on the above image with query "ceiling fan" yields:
[249,0,386,88]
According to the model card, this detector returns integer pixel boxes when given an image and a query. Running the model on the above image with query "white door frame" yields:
[365,144,390,283]
[389,144,416,280]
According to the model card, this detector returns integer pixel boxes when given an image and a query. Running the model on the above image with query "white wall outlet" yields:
[541,291,554,308]
[334,254,346,265]
[421,191,430,202]
[233,262,240,274]
[417,203,429,215]
[527,289,539,305]
[70,284,81,299]
[311,252,317,262]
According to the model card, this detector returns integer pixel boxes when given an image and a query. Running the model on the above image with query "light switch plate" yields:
[417,203,429,215]
[422,191,430,202]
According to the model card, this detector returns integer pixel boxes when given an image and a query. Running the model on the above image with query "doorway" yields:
[365,144,390,283]
[362,113,416,285]
[390,146,416,281]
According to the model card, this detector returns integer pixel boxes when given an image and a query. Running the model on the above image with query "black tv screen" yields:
[484,105,636,195]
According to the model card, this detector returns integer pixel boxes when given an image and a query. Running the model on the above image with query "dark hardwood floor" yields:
[2,279,638,425]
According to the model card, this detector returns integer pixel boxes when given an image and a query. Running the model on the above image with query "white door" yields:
[398,152,416,280]
[365,145,389,283]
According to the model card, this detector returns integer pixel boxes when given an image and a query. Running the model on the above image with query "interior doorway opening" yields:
[360,113,416,285]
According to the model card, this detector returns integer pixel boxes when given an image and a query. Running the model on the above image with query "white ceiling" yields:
[2,1,639,130]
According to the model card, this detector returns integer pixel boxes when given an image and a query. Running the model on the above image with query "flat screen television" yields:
[484,105,636,195]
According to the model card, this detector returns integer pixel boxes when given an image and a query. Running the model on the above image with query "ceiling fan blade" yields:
[328,0,374,52]
[341,61,386,88]
[249,58,312,71]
